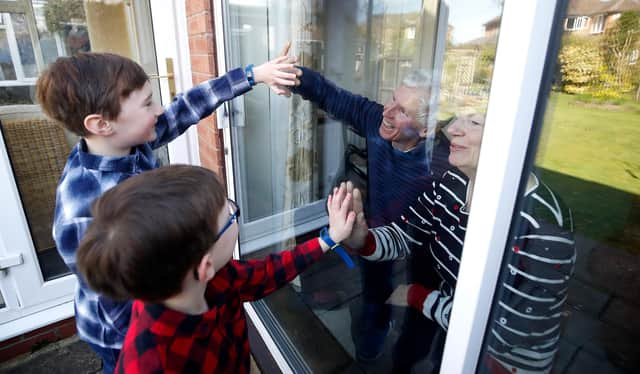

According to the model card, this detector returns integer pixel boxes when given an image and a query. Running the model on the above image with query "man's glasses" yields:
[215,198,240,241]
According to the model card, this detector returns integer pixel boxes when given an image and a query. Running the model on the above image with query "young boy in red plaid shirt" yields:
[76,164,356,373]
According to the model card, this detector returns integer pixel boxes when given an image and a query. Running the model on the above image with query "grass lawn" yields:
[535,92,640,252]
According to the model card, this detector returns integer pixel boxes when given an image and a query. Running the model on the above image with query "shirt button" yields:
[450,225,455,231]
[437,195,442,200]
[500,317,507,325]
[526,307,532,313]
[510,269,517,275]
[448,255,453,261]
[437,265,441,269]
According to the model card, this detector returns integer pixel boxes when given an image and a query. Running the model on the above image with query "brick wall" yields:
[186,0,227,183]
[0,318,76,362]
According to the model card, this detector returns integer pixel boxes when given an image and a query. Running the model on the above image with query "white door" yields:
[0,0,193,340]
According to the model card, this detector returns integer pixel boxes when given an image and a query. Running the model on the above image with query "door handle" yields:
[0,253,23,275]
[149,58,177,98]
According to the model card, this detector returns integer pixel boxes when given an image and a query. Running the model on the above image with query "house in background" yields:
[564,0,640,34]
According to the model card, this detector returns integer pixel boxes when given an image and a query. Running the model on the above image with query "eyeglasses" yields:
[215,198,240,241]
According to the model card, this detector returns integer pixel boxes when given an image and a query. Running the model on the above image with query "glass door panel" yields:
[478,2,640,373]
[223,0,505,371]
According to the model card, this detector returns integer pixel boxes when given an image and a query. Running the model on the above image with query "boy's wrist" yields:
[319,227,341,252]
[319,227,355,268]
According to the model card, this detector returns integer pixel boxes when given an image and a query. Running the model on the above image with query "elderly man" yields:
[291,67,450,369]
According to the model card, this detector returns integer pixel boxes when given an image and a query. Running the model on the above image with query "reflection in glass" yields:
[230,0,504,372]
[0,28,17,80]
[10,13,36,78]
[480,4,640,373]
[0,2,91,105]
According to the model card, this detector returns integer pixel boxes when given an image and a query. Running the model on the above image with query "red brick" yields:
[189,34,215,55]
[0,329,60,361]
[187,12,212,35]
[192,73,214,85]
[186,0,209,14]
[190,54,214,75]
[0,338,33,362]
[54,321,77,339]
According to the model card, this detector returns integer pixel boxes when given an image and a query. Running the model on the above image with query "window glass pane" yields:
[478,5,640,374]
[0,28,17,80]
[10,13,36,78]
[229,0,505,372]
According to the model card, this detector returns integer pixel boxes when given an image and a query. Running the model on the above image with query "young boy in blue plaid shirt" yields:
[36,51,299,373]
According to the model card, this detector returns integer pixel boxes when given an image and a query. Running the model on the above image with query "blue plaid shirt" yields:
[53,68,251,349]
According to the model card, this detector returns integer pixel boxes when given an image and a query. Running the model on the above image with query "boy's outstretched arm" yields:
[211,184,355,301]
[150,43,300,149]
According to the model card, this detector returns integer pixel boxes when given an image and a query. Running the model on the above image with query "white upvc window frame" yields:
[210,0,562,373]
[440,0,561,372]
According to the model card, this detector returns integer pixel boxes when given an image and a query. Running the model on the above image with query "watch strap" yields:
[245,64,256,86]
[320,227,354,269]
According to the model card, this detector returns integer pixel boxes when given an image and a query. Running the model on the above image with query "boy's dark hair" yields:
[76,165,227,302]
[36,52,149,136]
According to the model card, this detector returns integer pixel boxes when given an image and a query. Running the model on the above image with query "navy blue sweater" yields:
[292,67,450,227]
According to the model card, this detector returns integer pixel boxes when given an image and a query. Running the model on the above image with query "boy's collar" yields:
[143,301,219,339]
[77,139,140,173]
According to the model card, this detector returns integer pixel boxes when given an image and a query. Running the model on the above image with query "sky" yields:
[372,0,504,44]
[447,0,503,44]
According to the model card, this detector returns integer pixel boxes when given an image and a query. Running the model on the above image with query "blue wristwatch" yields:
[320,227,354,269]
[245,64,256,86]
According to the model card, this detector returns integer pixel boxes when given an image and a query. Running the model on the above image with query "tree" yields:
[558,35,604,95]
[43,0,86,34]
[603,11,640,99]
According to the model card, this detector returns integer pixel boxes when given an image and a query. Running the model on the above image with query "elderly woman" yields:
[341,113,576,373]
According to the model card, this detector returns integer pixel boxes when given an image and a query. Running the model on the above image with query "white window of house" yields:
[566,16,588,31]
[591,14,604,33]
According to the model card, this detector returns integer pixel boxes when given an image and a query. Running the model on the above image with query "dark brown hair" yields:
[76,165,227,302]
[36,52,149,136]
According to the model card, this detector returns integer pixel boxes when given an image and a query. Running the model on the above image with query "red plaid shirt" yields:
[115,238,323,373]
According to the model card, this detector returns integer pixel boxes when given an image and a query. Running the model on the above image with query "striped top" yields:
[362,169,575,373]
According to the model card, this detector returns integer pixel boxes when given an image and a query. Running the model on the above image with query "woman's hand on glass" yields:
[342,182,368,251]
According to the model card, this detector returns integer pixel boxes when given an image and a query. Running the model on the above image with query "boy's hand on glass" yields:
[343,182,368,250]
[253,42,301,97]
[326,182,356,243]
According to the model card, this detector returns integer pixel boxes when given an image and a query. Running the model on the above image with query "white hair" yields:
[401,69,432,127]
